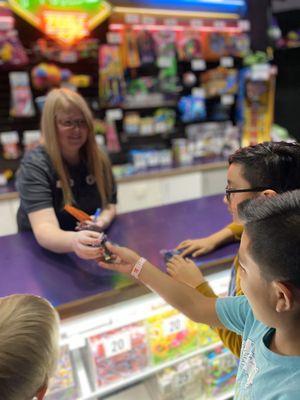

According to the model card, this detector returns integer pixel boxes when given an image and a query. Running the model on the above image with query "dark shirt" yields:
[16,146,117,231]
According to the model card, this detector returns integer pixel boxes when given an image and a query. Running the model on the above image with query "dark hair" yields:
[238,190,300,288]
[229,142,300,192]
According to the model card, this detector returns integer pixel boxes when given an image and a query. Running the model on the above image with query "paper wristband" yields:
[131,257,147,279]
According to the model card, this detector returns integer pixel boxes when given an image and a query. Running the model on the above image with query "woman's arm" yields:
[29,208,104,259]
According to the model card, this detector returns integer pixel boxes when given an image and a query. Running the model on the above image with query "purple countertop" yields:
[0,194,238,317]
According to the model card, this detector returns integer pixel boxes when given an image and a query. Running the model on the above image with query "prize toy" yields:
[122,28,140,69]
[23,130,41,152]
[88,322,148,387]
[105,120,121,153]
[9,72,35,118]
[0,169,13,186]
[0,7,28,68]
[31,63,91,90]
[203,32,227,61]
[0,131,21,159]
[137,30,156,65]
[46,345,78,400]
[146,309,199,365]
[178,95,206,123]
[203,350,237,398]
[63,204,113,262]
[177,31,202,61]
[201,67,238,98]
[154,31,176,59]
[99,45,125,106]
[241,66,276,146]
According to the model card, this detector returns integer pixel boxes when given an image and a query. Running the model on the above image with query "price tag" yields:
[103,332,132,358]
[190,19,203,28]
[192,88,206,98]
[191,59,206,71]
[125,14,140,24]
[163,314,186,336]
[164,18,177,26]
[214,20,226,29]
[107,32,122,44]
[238,20,251,31]
[250,64,270,81]
[220,56,234,68]
[157,56,173,68]
[142,16,156,25]
[221,94,234,105]
[68,335,85,350]
[106,108,123,121]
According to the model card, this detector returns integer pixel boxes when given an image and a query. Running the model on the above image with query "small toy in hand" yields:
[64,205,114,262]
[160,248,182,263]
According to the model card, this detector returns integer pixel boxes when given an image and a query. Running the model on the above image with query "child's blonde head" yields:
[0,294,60,400]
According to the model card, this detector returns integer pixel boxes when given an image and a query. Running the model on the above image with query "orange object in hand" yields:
[64,205,92,222]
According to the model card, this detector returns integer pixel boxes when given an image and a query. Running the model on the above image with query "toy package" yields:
[105,120,121,153]
[9,72,35,117]
[99,45,125,106]
[23,130,41,153]
[0,8,28,68]
[178,95,206,123]
[201,67,238,98]
[31,63,91,91]
[146,309,199,365]
[88,322,149,387]
[0,131,21,159]
[137,30,156,65]
[203,350,238,398]
[241,65,276,146]
[177,31,202,61]
[203,32,228,61]
[45,345,79,400]
[122,28,140,69]
[146,354,206,400]
[33,38,99,63]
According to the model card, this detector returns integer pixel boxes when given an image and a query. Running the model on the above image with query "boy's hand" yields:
[166,255,205,288]
[97,242,141,275]
[176,237,217,257]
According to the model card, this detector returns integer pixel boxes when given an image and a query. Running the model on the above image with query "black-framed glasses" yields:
[225,187,271,202]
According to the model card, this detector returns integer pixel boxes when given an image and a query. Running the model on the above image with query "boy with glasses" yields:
[99,191,300,399]
[167,141,300,357]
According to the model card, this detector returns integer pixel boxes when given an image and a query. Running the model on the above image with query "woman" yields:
[16,88,117,260]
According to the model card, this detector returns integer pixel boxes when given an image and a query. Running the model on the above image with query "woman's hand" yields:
[97,242,141,275]
[176,236,218,258]
[71,230,105,260]
[166,255,205,288]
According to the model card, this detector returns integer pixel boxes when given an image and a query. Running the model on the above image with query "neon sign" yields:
[8,0,111,46]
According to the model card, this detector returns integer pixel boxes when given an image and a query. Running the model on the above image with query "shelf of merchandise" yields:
[75,341,225,400]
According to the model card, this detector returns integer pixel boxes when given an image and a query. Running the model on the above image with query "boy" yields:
[168,141,300,356]
[99,190,300,399]
[0,294,59,400]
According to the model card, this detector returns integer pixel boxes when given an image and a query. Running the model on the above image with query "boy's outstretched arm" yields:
[98,243,224,328]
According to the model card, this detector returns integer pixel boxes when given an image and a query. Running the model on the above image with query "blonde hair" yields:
[41,88,114,207]
[0,294,60,400]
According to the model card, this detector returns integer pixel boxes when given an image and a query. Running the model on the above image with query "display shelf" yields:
[76,342,223,400]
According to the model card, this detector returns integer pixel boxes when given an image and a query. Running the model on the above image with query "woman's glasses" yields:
[225,187,271,202]
[57,119,88,129]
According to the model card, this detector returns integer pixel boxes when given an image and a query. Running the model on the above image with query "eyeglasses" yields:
[225,187,271,202]
[57,119,88,129]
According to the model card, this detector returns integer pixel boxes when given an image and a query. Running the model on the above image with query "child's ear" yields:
[36,384,48,400]
[262,189,277,198]
[273,281,293,312]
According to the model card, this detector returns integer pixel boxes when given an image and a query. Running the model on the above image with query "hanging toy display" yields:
[9,72,35,118]
[99,45,125,106]
[137,30,156,65]
[0,131,21,160]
